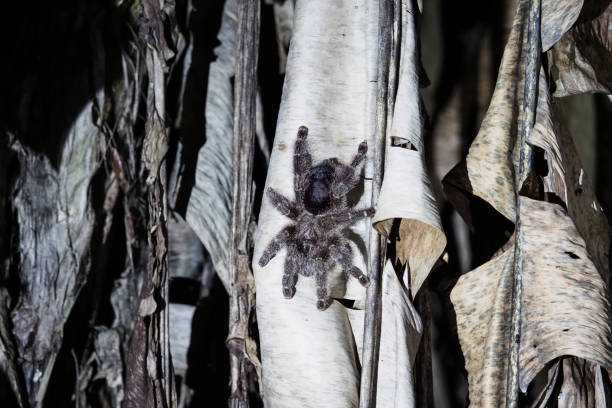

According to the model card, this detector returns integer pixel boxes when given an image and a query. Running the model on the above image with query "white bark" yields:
[253,1,443,406]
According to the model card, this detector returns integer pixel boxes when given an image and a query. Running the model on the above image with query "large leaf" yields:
[548,1,612,96]
[10,98,104,406]
[443,0,612,404]
[372,0,446,297]
[347,261,423,407]
[541,0,583,51]
[185,0,237,290]
[443,0,531,224]
[528,74,611,283]
[444,0,610,265]
[451,197,612,405]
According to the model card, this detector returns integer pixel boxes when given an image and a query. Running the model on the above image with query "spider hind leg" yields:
[315,271,333,311]
[258,226,293,267]
[282,256,299,299]
[348,266,370,287]
[330,241,371,288]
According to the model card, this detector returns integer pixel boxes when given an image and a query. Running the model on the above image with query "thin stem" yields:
[228,0,261,406]
[505,0,541,406]
[359,0,394,406]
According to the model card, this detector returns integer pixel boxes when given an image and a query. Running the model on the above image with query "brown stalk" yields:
[227,0,261,407]
[359,0,394,406]
[505,0,541,406]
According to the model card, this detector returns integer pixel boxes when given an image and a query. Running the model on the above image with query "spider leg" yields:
[315,269,333,311]
[294,126,312,202]
[331,141,368,199]
[282,255,299,299]
[267,187,299,220]
[322,207,376,229]
[330,241,370,287]
[258,225,294,267]
[350,140,368,168]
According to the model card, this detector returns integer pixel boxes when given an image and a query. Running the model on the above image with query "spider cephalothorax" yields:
[258,126,375,310]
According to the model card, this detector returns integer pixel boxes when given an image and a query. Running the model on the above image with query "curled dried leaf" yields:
[548,1,612,96]
[451,198,612,406]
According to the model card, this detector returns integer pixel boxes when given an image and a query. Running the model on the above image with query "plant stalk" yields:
[505,0,541,406]
[359,0,394,406]
[228,0,261,406]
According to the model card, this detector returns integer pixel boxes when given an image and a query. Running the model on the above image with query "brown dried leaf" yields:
[443,0,610,275]
[519,199,612,390]
[548,1,612,96]
[530,357,612,407]
[125,1,176,406]
[450,241,513,407]
[541,0,583,51]
[451,198,612,406]
[373,148,445,296]
[138,295,158,317]
[443,0,612,401]
[9,105,103,406]
[556,358,609,407]
[373,0,445,297]
[443,0,530,224]
[528,78,611,284]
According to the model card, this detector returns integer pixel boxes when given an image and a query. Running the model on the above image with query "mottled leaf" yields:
[548,1,612,96]
[185,0,237,291]
[443,0,612,403]
[10,98,104,406]
[541,0,583,51]
[451,197,612,406]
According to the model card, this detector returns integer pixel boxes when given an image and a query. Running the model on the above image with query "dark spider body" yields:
[258,126,375,310]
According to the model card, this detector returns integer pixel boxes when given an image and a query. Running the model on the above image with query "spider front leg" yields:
[331,140,368,199]
[258,225,294,267]
[267,187,299,220]
[330,241,370,287]
[351,140,368,168]
[321,207,376,230]
[315,269,333,311]
[294,126,312,202]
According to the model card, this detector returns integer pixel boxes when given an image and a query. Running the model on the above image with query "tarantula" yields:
[258,126,376,311]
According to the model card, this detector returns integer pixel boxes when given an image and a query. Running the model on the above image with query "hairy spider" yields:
[258,126,375,310]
